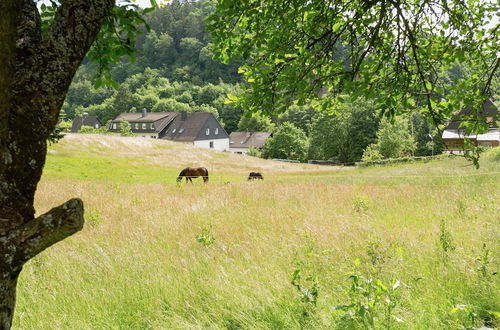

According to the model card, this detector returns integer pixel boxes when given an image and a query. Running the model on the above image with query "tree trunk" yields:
[0,271,20,330]
[0,0,114,327]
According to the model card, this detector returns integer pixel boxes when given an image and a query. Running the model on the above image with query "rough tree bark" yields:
[0,0,114,328]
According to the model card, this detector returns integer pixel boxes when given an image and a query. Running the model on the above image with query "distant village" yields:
[71,99,499,158]
[71,109,270,154]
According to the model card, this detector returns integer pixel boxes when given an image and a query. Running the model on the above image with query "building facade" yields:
[442,99,499,153]
[229,131,272,154]
[109,110,230,151]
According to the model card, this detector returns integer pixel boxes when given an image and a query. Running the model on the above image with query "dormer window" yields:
[150,123,154,129]
[206,128,210,135]
[215,128,219,135]
[134,123,139,130]
[172,129,176,133]
[142,123,146,129]
[179,128,185,133]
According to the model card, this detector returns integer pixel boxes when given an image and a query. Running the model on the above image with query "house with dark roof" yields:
[441,99,499,153]
[71,114,103,133]
[109,110,230,151]
[229,131,272,154]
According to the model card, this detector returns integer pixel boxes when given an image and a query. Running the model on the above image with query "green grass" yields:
[13,135,500,329]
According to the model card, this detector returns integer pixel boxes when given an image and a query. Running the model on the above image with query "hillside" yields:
[44,134,341,183]
[14,136,500,328]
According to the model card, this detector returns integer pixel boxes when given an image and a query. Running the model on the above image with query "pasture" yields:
[14,134,499,329]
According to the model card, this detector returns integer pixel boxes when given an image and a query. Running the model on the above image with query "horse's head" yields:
[176,176,183,183]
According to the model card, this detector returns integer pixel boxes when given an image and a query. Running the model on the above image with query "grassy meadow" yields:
[13,134,500,329]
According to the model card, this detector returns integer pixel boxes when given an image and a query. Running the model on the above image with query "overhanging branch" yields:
[13,198,84,267]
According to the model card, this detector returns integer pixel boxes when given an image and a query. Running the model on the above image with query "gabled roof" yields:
[446,99,498,130]
[229,131,272,148]
[112,112,176,123]
[71,115,103,133]
[161,112,221,142]
[154,114,177,133]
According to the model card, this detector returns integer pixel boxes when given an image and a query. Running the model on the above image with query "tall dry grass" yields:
[12,135,500,329]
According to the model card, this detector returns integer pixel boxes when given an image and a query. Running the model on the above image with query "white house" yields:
[229,131,272,154]
[442,99,499,153]
[110,110,230,151]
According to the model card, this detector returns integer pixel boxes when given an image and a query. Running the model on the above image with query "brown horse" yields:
[177,167,209,183]
[248,172,264,180]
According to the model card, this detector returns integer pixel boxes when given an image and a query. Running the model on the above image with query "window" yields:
[206,128,210,135]
[150,123,154,130]
[179,128,184,133]
[215,128,219,135]
[172,129,176,133]
[95,124,99,128]
[209,141,214,148]
[142,123,146,129]
[112,123,117,130]
[134,123,139,129]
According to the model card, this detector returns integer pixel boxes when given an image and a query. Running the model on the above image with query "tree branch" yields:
[12,198,84,267]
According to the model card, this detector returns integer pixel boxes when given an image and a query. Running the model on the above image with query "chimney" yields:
[142,108,147,118]
[181,111,187,120]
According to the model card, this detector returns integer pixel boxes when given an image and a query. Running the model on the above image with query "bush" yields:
[361,145,383,161]
[246,147,262,158]
[58,121,72,133]
[78,126,98,134]
[119,121,134,136]
[362,117,416,160]
[261,122,308,162]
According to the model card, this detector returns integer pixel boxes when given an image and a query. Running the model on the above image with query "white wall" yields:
[134,133,158,138]
[229,147,249,154]
[194,138,229,151]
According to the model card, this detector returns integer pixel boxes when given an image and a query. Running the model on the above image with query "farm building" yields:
[109,110,230,151]
[441,99,499,153]
[229,131,272,154]
[71,114,103,133]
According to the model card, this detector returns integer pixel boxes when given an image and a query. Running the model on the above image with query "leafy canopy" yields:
[209,0,499,126]
[37,0,159,88]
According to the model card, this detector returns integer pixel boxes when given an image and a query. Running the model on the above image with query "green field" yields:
[14,134,500,329]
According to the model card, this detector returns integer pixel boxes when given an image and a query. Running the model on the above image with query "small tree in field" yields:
[362,117,417,160]
[262,122,308,161]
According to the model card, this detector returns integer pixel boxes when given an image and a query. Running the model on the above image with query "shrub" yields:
[261,122,308,161]
[119,120,134,136]
[333,275,403,328]
[246,147,262,158]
